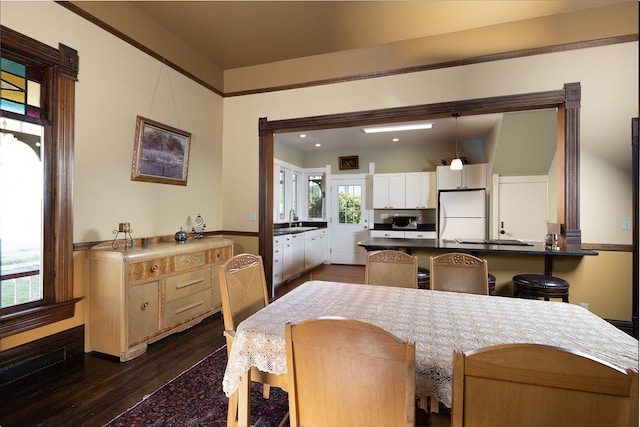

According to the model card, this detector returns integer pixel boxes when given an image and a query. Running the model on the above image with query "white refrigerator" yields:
[438,189,487,240]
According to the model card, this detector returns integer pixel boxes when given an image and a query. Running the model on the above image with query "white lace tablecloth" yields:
[222,280,638,407]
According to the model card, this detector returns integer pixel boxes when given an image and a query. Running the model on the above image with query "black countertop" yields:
[357,237,598,257]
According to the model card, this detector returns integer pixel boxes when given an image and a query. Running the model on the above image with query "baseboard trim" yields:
[0,326,84,386]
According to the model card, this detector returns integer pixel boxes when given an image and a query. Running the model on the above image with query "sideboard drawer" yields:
[164,289,212,327]
[165,269,211,302]
[128,257,174,283]
[205,246,232,264]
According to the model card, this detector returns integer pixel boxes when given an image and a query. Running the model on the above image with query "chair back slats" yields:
[218,253,269,333]
[430,252,488,295]
[365,250,418,288]
[286,317,416,427]
[452,343,639,427]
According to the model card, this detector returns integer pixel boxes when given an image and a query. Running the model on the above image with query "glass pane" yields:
[0,118,44,308]
[1,57,26,76]
[27,80,41,107]
[337,184,362,224]
[1,56,41,116]
[278,169,285,221]
[292,172,298,214]
[308,175,324,219]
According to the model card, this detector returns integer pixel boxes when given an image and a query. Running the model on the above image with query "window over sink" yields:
[275,159,326,223]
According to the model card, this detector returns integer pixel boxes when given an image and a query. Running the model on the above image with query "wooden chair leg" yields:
[262,384,271,399]
[430,395,440,414]
[227,389,238,427]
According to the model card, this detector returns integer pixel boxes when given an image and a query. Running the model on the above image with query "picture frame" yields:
[339,155,359,170]
[131,116,192,185]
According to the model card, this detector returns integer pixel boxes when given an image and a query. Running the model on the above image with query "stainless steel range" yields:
[392,216,417,230]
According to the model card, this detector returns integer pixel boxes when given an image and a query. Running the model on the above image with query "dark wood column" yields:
[563,82,581,247]
[632,117,638,338]
[258,118,275,297]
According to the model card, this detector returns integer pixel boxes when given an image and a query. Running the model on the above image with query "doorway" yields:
[492,175,549,242]
[330,175,371,265]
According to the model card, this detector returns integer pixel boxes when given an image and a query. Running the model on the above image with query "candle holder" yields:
[191,213,206,239]
[112,222,134,250]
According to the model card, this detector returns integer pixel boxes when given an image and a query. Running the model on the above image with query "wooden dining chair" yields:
[365,249,418,288]
[218,253,287,427]
[451,343,639,427]
[429,252,488,295]
[285,317,416,427]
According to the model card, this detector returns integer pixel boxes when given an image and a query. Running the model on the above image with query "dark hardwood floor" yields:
[0,264,365,427]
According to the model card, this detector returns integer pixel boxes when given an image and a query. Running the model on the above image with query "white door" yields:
[330,176,370,265]
[493,175,548,242]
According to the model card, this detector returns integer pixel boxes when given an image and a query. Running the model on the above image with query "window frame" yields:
[0,26,80,338]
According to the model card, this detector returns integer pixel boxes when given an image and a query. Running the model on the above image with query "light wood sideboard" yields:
[84,237,233,361]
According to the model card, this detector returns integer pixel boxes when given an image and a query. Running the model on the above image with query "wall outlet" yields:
[248,212,257,221]
[579,302,589,310]
[622,217,632,230]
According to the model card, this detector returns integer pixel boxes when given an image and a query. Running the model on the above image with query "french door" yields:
[330,175,371,265]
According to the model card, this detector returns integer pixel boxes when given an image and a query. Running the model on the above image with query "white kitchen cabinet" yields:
[283,233,305,281]
[273,236,284,285]
[371,229,436,239]
[405,172,436,209]
[85,237,233,361]
[370,230,405,238]
[437,163,488,190]
[372,173,406,208]
[304,228,328,270]
[403,230,436,239]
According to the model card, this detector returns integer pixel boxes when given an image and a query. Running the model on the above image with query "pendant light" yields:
[450,113,463,170]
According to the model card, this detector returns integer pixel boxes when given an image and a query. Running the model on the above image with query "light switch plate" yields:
[622,217,632,230]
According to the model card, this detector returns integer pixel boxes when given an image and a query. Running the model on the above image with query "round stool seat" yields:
[513,274,570,302]
[417,267,430,289]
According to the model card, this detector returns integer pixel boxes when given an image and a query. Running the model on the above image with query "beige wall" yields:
[1,1,224,350]
[222,43,638,244]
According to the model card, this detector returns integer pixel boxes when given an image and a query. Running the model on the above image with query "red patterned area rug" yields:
[104,346,288,427]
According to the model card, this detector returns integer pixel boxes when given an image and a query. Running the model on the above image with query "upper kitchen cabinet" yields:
[405,172,436,209]
[437,163,488,190]
[372,173,405,209]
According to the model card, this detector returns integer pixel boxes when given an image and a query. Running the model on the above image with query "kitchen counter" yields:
[273,222,327,236]
[357,237,597,275]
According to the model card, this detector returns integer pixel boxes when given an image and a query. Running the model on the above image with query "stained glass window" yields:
[1,57,41,118]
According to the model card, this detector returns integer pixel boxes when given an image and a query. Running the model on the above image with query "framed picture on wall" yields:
[131,116,192,185]
[339,155,359,170]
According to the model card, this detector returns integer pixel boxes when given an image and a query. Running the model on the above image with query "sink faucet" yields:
[289,209,297,227]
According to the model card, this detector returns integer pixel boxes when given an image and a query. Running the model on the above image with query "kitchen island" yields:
[357,237,597,275]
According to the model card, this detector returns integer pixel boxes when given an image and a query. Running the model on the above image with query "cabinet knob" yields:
[141,302,149,310]
[150,264,158,272]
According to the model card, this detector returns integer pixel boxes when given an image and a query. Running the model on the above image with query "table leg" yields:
[237,370,251,427]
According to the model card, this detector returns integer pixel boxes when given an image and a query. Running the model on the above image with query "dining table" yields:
[222,280,638,427]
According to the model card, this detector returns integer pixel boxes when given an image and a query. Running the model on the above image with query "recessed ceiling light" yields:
[299,134,307,138]
[361,122,432,134]
[315,143,321,147]
[392,138,399,142]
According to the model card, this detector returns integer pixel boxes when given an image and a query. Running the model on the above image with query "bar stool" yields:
[512,274,570,302]
[417,267,430,289]
[418,267,496,295]
[487,273,496,296]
